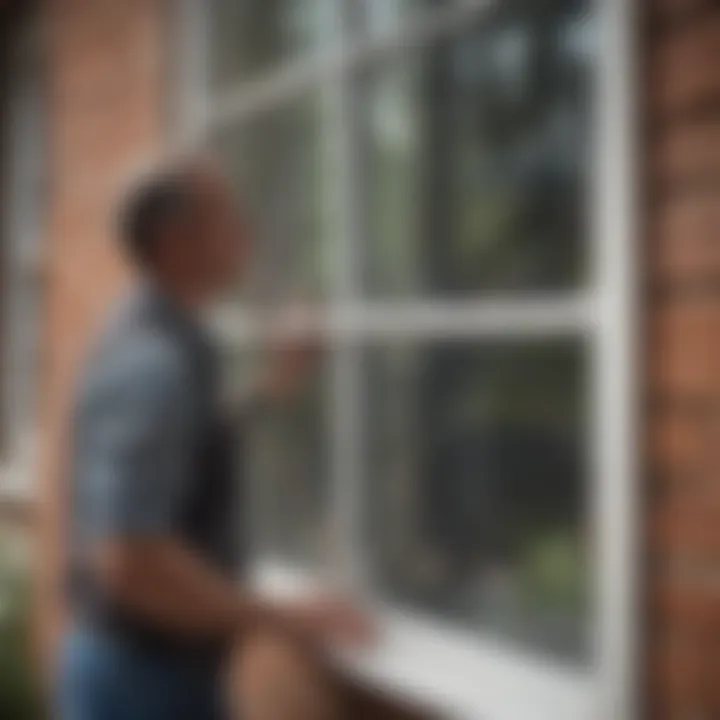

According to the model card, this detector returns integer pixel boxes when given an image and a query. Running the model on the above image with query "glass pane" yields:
[363,339,589,661]
[360,0,595,296]
[212,91,339,304]
[227,346,332,567]
[208,0,341,92]
[361,0,455,37]
[3,19,45,453]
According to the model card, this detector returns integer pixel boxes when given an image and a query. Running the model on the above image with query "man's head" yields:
[118,156,246,302]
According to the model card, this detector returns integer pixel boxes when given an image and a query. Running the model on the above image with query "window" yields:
[180,0,636,716]
[0,12,45,499]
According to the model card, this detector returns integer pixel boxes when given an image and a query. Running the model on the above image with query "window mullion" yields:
[325,0,369,594]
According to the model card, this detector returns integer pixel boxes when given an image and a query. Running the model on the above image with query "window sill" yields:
[251,561,592,720]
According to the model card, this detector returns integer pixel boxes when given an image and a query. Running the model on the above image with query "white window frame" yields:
[175,1,639,717]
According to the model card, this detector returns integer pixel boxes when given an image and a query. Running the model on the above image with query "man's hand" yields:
[94,537,376,654]
[261,303,323,404]
[271,596,375,650]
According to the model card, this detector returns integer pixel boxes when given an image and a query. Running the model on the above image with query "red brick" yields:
[654,120,720,186]
[648,300,720,396]
[649,634,710,719]
[651,192,720,281]
[649,0,717,20]
[651,15,720,115]
[650,503,720,558]
[648,403,717,478]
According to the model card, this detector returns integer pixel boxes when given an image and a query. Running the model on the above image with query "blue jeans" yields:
[57,628,226,720]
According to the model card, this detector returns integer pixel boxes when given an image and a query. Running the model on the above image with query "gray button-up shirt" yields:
[70,285,208,545]
[66,280,247,648]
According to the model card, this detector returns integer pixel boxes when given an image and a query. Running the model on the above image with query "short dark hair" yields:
[118,168,195,266]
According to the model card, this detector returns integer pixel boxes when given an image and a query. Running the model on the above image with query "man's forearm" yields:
[94,538,370,649]
[96,539,263,638]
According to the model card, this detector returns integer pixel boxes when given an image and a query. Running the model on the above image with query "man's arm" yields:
[86,335,366,645]
[95,538,254,637]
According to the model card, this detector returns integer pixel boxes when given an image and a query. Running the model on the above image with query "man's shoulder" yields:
[103,328,189,393]
[84,299,191,403]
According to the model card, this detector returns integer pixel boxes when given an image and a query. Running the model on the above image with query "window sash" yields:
[176,0,639,716]
[177,0,496,145]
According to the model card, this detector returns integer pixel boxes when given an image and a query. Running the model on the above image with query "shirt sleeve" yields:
[85,334,194,538]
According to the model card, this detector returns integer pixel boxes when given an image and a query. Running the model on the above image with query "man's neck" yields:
[143,271,208,317]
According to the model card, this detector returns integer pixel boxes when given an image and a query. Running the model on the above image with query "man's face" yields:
[190,168,248,296]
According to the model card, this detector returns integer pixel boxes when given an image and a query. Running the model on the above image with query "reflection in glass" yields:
[363,339,589,660]
[361,0,594,295]
[230,347,331,567]
[213,91,338,304]
[361,0,455,37]
[209,0,340,91]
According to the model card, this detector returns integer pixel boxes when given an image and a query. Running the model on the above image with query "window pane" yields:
[208,0,341,92]
[360,0,595,296]
[361,0,455,36]
[229,347,332,567]
[213,92,338,304]
[363,339,589,660]
[3,17,45,454]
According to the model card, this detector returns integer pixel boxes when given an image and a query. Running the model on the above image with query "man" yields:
[58,158,368,720]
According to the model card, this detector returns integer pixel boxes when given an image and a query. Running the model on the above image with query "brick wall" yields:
[37,0,167,663]
[646,1,720,718]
